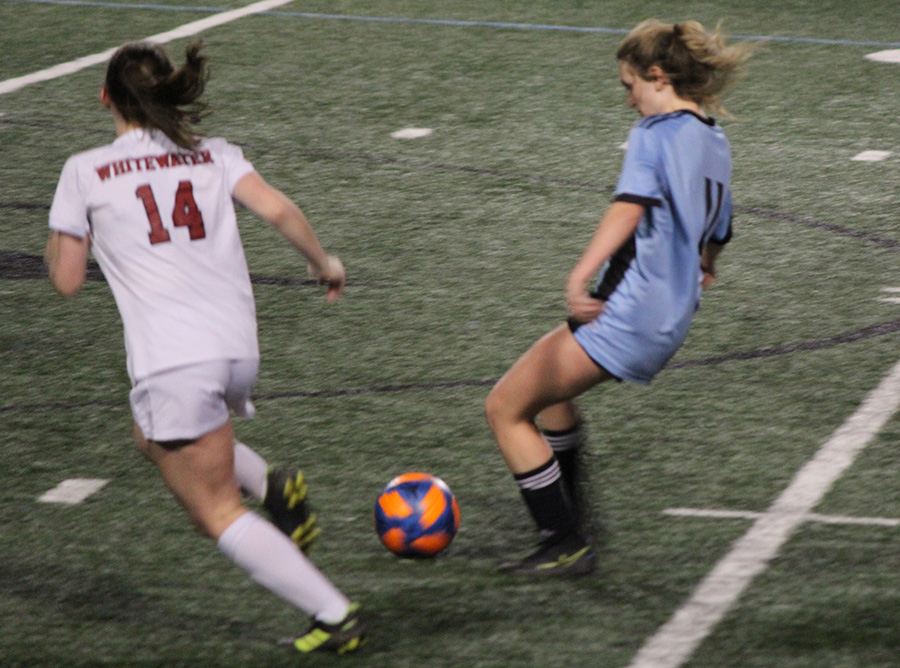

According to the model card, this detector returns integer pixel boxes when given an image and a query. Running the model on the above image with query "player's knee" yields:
[484,383,513,431]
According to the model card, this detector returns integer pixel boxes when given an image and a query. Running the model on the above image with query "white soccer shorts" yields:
[130,358,259,442]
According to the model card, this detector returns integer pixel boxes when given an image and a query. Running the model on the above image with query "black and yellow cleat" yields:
[263,467,321,553]
[294,603,367,654]
[499,533,596,577]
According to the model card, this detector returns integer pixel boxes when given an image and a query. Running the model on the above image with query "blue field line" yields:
[5,0,900,48]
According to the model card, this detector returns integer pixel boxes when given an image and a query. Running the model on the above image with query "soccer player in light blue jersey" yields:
[486,19,754,576]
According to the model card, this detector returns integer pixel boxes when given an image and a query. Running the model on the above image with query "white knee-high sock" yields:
[233,441,269,500]
[218,511,350,623]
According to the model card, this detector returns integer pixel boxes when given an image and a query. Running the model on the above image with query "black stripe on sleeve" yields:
[615,193,661,208]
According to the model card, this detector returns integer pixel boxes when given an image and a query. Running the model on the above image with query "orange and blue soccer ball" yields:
[373,473,460,558]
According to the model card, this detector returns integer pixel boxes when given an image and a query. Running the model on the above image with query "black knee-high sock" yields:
[542,424,584,502]
[514,457,577,540]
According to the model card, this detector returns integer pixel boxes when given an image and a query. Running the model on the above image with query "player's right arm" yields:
[232,171,345,302]
[566,200,644,322]
[45,230,90,297]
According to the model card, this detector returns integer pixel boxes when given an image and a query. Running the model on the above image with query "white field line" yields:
[866,49,900,64]
[665,508,764,521]
[664,507,900,528]
[879,288,900,305]
[390,127,433,139]
[39,478,109,504]
[627,357,900,668]
[851,150,892,162]
[0,0,295,95]
[806,513,900,527]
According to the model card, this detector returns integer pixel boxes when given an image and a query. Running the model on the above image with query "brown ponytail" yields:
[105,40,209,149]
[616,20,754,116]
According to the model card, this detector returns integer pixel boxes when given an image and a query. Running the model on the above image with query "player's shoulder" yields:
[636,110,717,131]
[63,129,152,166]
[64,142,116,166]
[196,136,252,166]
[197,136,229,150]
[197,136,243,155]
[57,141,120,182]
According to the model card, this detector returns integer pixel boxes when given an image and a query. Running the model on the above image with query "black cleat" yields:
[499,533,596,577]
[263,467,321,553]
[293,603,367,654]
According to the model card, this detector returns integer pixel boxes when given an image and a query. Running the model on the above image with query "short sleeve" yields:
[614,124,663,207]
[49,156,90,238]
[214,140,255,193]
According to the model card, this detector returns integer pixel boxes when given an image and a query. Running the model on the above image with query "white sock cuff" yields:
[542,424,583,452]
[217,511,262,560]
[515,459,561,490]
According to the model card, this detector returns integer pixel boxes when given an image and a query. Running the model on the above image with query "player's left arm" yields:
[700,241,725,289]
[701,193,734,289]
[233,171,344,301]
[45,230,90,297]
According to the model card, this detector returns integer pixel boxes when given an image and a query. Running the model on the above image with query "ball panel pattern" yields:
[373,473,460,558]
[378,490,414,518]
[418,484,449,528]
[380,528,408,554]
[409,532,453,556]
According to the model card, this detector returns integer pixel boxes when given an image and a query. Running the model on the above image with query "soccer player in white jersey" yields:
[485,20,754,576]
[45,41,365,653]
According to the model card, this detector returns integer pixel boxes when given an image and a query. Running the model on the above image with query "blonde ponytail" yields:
[617,19,754,116]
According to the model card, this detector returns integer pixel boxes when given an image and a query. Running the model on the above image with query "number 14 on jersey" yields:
[135,180,206,244]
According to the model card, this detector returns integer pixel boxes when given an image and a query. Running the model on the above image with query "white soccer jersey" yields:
[49,129,259,382]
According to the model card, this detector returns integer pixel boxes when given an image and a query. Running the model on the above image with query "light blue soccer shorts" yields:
[570,314,692,385]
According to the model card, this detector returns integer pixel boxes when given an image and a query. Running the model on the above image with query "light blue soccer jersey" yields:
[573,110,733,384]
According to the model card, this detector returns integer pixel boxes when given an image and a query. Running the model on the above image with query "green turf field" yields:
[2,1,900,666]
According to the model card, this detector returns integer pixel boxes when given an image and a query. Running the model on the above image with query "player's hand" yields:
[566,277,604,323]
[308,254,345,301]
[700,262,716,289]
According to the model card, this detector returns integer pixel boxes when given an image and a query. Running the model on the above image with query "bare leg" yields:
[485,324,609,574]
[134,421,350,621]
[485,324,611,474]
[135,420,244,539]
[538,400,582,432]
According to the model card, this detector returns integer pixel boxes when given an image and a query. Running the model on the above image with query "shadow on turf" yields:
[0,555,259,639]
[749,601,900,656]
